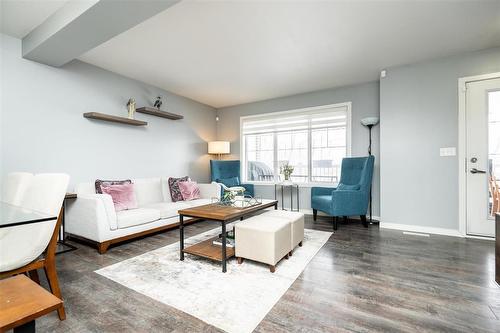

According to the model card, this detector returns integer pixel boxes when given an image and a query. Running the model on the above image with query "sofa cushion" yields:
[101,183,138,212]
[95,179,132,194]
[133,178,163,206]
[116,208,161,229]
[217,176,240,187]
[169,176,189,202]
[143,202,191,219]
[179,181,201,201]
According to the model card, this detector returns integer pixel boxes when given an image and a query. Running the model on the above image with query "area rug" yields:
[95,226,332,333]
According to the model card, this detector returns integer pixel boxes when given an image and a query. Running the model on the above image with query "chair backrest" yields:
[339,156,375,191]
[0,173,69,272]
[210,160,241,182]
[2,172,34,205]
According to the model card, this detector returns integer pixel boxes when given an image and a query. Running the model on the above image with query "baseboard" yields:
[380,222,463,238]
[298,208,381,221]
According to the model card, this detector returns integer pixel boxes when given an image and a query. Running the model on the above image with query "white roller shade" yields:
[241,105,348,135]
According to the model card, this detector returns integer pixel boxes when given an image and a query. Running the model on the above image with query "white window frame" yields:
[240,102,352,186]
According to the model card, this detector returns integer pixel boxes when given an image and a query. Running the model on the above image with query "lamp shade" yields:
[208,141,230,154]
[361,117,379,126]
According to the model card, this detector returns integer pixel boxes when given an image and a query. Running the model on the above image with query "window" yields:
[241,103,351,184]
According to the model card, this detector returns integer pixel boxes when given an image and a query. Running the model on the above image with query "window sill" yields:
[244,181,338,188]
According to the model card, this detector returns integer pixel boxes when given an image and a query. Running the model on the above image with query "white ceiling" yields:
[0,0,68,38]
[3,1,500,108]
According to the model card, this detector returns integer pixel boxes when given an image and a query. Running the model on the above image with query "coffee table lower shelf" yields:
[183,237,235,262]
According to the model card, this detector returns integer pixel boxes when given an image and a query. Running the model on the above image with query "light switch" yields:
[440,147,456,157]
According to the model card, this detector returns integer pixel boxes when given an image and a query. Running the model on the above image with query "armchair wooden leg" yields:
[333,216,338,231]
[360,215,368,228]
[313,209,317,221]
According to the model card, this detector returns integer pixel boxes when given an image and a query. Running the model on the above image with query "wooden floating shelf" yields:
[83,112,147,126]
[136,107,183,120]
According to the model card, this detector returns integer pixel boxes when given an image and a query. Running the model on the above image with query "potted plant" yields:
[280,162,294,184]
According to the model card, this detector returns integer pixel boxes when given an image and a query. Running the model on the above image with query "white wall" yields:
[216,81,380,215]
[0,34,217,189]
[380,46,500,231]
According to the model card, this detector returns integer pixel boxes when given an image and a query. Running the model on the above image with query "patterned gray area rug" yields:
[96,226,332,333]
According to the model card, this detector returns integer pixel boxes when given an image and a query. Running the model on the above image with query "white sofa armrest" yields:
[199,182,221,200]
[65,193,117,242]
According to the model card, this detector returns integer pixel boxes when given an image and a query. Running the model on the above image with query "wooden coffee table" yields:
[0,275,63,333]
[178,199,278,272]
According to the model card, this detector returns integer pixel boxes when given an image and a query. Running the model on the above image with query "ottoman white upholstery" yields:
[235,215,291,273]
[261,210,305,253]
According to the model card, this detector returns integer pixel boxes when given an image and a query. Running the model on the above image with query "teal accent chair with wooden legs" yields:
[311,156,374,230]
[210,160,255,197]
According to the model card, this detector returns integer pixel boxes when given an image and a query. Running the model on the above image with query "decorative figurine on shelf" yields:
[126,98,136,119]
[280,162,294,184]
[153,96,162,110]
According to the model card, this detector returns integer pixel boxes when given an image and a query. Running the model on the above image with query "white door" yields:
[466,77,500,237]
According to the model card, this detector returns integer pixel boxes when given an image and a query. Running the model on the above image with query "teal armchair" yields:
[210,160,254,196]
[311,156,374,230]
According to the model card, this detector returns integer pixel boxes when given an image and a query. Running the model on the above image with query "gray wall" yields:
[380,46,500,230]
[0,34,217,190]
[216,81,380,215]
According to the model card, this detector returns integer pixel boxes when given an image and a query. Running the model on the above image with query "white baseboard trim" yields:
[380,222,463,238]
[299,208,381,221]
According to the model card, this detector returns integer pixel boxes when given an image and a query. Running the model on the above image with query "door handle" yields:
[470,168,486,174]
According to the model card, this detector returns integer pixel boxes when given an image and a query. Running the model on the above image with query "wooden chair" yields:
[0,173,69,321]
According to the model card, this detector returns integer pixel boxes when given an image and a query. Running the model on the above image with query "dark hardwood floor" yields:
[30,215,499,333]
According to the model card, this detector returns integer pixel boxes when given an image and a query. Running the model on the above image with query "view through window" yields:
[241,103,351,183]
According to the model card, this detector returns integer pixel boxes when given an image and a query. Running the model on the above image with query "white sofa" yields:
[65,177,220,253]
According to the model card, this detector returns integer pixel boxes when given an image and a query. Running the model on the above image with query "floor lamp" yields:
[361,117,379,223]
[208,141,230,160]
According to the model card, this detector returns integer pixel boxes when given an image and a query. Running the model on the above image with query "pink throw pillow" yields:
[178,181,201,201]
[101,183,138,211]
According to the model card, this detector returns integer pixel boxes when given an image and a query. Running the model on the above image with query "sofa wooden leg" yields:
[313,209,317,221]
[289,250,293,257]
[299,241,303,247]
[269,265,276,273]
[360,215,368,228]
[333,216,338,231]
[237,257,243,264]
[98,241,111,254]
[285,253,289,260]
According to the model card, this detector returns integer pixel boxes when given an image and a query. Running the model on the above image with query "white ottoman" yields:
[235,215,291,273]
[261,210,304,254]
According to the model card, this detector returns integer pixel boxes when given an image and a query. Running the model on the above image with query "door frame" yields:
[458,71,500,238]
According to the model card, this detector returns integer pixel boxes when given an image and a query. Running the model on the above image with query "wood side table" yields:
[0,275,63,333]
[274,183,299,212]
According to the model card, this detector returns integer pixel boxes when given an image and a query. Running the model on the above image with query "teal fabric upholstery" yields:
[216,176,240,187]
[311,156,374,230]
[210,160,255,196]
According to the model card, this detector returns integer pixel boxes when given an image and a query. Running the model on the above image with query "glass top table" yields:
[0,201,57,228]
